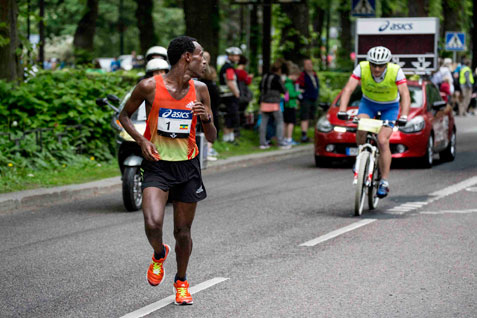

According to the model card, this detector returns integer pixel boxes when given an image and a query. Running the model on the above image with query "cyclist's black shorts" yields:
[141,156,207,203]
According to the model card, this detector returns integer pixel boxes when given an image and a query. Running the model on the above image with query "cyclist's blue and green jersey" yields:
[352,61,407,123]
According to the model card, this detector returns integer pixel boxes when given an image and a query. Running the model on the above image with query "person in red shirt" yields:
[440,76,452,103]
[236,55,254,127]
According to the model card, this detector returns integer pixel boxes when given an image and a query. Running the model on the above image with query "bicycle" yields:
[350,115,394,216]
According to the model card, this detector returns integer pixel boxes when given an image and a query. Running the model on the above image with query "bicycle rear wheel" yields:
[368,159,380,210]
[354,151,370,216]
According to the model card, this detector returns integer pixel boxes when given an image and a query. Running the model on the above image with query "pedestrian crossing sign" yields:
[445,32,466,51]
[352,0,375,17]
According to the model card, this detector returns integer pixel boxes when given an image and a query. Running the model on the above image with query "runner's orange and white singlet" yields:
[143,75,199,161]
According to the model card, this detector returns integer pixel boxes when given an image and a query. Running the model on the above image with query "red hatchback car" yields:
[314,80,456,168]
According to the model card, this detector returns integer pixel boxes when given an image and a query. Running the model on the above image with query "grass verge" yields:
[0,157,119,194]
[1,127,315,194]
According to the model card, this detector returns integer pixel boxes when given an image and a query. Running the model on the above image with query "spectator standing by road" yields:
[110,56,121,72]
[201,51,221,160]
[297,58,320,143]
[259,60,289,150]
[439,76,452,104]
[459,59,474,116]
[283,63,301,146]
[219,47,242,143]
[235,55,254,128]
[439,58,454,94]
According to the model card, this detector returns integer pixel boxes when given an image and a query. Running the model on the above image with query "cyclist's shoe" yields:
[377,180,389,198]
[146,244,170,286]
[174,280,194,305]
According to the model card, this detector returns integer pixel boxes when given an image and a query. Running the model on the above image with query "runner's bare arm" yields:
[339,76,360,112]
[398,82,410,117]
[119,79,159,161]
[193,80,217,143]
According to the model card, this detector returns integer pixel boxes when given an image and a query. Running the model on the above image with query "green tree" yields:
[337,0,352,70]
[0,0,19,81]
[73,0,99,64]
[183,0,219,67]
[279,0,311,65]
[408,0,429,16]
[135,0,156,56]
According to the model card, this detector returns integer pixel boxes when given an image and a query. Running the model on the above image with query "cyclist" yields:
[337,46,410,198]
[119,36,216,305]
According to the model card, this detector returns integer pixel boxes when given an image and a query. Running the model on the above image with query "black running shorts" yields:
[141,156,207,203]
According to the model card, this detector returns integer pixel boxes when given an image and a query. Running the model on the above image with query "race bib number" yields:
[157,108,193,139]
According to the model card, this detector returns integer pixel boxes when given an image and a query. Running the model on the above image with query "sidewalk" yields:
[0,144,313,214]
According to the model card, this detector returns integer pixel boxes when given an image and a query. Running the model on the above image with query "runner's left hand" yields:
[192,100,209,121]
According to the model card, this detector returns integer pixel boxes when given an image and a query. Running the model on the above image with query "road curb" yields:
[0,144,313,214]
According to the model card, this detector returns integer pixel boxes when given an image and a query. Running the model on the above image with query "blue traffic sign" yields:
[445,32,466,51]
[352,0,376,17]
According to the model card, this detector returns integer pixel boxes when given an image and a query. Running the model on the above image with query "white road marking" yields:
[386,176,477,215]
[302,176,477,246]
[120,277,229,318]
[300,219,376,247]
[420,209,477,215]
[429,176,477,198]
[466,187,477,192]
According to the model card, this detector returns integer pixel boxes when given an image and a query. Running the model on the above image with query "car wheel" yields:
[419,134,434,168]
[315,155,331,168]
[439,129,456,162]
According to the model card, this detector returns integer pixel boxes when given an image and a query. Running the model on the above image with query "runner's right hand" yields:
[337,111,349,120]
[139,139,160,161]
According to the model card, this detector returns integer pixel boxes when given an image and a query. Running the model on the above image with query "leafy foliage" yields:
[0,69,138,171]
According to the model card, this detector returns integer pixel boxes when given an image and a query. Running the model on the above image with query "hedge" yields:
[0,69,138,169]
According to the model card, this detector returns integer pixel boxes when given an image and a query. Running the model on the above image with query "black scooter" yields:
[96,93,145,211]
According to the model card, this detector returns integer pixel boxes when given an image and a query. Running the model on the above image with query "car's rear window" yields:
[335,85,422,108]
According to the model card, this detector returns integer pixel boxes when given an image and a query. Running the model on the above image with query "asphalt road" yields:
[1,117,476,318]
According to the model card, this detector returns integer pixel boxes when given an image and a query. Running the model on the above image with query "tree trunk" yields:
[311,5,325,66]
[135,0,157,56]
[408,0,428,17]
[442,0,461,39]
[280,0,310,65]
[0,0,19,82]
[73,0,99,63]
[38,0,44,68]
[249,4,260,75]
[183,0,219,68]
[338,0,352,69]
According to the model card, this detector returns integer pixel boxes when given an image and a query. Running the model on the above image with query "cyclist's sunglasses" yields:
[370,62,387,68]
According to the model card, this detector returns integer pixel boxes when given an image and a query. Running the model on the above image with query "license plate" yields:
[346,147,358,156]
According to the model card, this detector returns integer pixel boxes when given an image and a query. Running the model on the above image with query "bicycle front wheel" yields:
[368,158,380,210]
[354,151,370,216]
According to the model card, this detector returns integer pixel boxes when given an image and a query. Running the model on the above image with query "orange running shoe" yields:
[146,244,170,286]
[173,280,193,305]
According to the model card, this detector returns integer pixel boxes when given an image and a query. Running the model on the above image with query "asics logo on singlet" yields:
[160,108,192,119]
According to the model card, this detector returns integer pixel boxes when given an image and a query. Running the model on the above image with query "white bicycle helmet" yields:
[145,58,170,73]
[366,46,392,65]
[145,46,168,61]
[225,47,242,55]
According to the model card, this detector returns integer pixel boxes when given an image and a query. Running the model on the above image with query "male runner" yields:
[337,46,410,198]
[119,36,216,305]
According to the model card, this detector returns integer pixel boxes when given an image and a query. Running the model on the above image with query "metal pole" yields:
[262,0,271,74]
